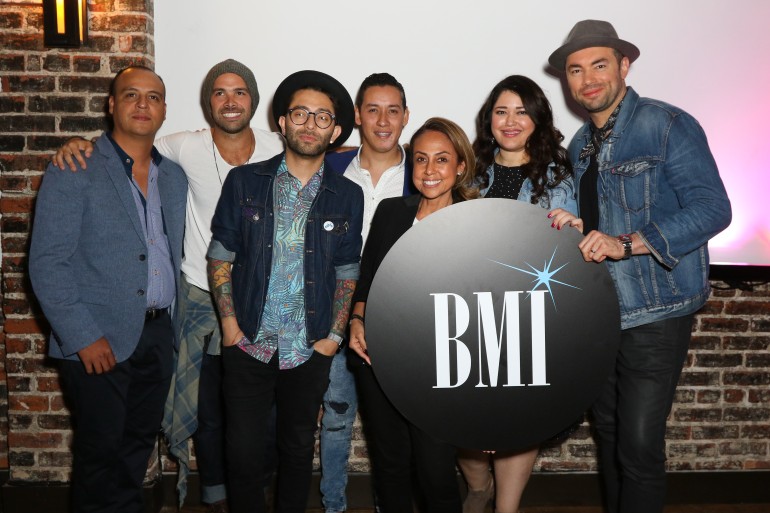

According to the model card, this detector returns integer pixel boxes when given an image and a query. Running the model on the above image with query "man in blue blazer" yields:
[29,66,187,513]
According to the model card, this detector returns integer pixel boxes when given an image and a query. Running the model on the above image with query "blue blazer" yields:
[29,134,188,363]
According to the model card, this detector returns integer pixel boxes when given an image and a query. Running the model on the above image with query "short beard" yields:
[285,129,333,158]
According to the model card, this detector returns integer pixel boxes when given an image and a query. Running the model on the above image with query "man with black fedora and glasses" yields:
[548,20,731,513]
[207,70,363,513]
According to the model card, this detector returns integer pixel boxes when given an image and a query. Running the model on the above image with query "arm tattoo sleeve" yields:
[208,258,236,319]
[330,278,356,338]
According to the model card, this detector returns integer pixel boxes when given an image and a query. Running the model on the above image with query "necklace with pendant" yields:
[212,130,255,186]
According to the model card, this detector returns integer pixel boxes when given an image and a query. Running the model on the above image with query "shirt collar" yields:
[354,145,406,171]
[278,155,325,180]
[106,132,163,179]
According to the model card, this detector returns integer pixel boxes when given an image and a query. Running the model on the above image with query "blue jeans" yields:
[592,314,694,513]
[196,351,226,504]
[320,347,358,512]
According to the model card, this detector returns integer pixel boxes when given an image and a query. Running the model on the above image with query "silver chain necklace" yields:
[211,131,255,186]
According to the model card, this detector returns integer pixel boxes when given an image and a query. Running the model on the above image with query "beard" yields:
[581,94,617,115]
[574,80,624,118]
[284,126,334,157]
[212,108,252,135]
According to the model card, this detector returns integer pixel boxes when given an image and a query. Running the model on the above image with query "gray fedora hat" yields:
[548,20,640,71]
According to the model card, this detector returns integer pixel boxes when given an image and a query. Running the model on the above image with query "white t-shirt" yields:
[155,128,284,290]
[342,146,406,246]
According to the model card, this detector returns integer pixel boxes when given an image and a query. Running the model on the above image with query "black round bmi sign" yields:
[365,199,620,451]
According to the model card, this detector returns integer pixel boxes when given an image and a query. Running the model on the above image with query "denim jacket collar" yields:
[575,87,641,151]
[251,151,340,195]
[610,87,639,139]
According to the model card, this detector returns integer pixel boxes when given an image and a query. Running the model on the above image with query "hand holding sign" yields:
[366,199,620,451]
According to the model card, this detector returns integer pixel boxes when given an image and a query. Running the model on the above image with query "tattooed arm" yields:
[208,257,243,347]
[313,278,356,356]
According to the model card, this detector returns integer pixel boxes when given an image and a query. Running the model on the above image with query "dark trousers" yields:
[59,312,174,513]
[223,346,332,513]
[195,350,226,494]
[592,314,694,513]
[354,362,461,513]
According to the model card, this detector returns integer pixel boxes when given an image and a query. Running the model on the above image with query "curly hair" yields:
[410,117,479,201]
[473,75,572,206]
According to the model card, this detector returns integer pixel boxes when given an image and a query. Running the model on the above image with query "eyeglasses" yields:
[287,107,336,129]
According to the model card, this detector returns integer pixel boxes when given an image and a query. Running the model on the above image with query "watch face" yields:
[364,199,620,451]
[618,235,632,258]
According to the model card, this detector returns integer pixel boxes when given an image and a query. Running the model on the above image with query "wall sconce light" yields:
[43,0,88,48]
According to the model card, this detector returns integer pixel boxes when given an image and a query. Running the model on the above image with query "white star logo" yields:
[489,247,580,310]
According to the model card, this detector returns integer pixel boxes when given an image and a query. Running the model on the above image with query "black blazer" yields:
[352,194,421,305]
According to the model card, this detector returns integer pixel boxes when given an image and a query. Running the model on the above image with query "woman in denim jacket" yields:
[460,75,577,513]
[474,76,576,213]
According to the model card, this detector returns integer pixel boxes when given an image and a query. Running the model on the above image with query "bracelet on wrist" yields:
[327,332,344,346]
[349,313,365,326]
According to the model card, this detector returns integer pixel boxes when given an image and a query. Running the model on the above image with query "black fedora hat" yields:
[548,20,640,71]
[272,70,354,150]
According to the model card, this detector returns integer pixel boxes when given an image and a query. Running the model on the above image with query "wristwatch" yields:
[327,332,344,346]
[617,234,633,260]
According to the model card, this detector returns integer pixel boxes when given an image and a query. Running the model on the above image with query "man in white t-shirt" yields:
[53,59,284,513]
[322,72,413,513]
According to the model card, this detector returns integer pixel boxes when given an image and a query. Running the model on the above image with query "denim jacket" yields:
[208,153,364,343]
[568,88,731,329]
[478,157,578,215]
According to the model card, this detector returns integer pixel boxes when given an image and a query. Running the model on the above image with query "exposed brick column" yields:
[0,0,156,482]
[535,281,770,473]
[670,282,770,470]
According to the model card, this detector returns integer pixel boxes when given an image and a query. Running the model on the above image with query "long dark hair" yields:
[473,75,572,205]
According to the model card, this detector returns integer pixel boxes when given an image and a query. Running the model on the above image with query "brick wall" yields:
[534,280,770,473]
[0,0,157,482]
[1,0,769,488]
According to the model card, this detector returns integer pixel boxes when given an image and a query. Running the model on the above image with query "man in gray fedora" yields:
[548,20,731,513]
